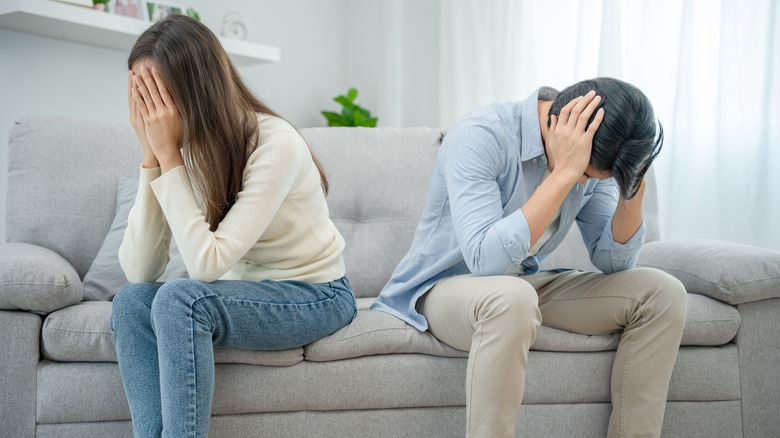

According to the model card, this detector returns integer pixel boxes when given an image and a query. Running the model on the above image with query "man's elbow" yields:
[467,257,509,277]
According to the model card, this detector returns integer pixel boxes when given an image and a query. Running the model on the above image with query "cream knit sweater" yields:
[119,114,346,284]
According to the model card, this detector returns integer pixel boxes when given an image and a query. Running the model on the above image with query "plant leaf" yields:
[321,111,344,127]
[342,106,354,126]
[353,109,366,126]
[334,95,354,108]
[347,88,358,101]
[366,117,378,127]
[356,107,370,118]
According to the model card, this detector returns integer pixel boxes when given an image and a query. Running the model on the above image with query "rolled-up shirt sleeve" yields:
[443,120,532,276]
[576,178,645,274]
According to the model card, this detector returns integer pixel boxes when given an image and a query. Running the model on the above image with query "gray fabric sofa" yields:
[2,116,779,438]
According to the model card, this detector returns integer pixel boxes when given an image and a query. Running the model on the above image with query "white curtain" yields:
[440,0,780,251]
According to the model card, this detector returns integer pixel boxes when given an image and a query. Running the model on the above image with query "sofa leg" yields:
[735,298,780,438]
[0,310,40,438]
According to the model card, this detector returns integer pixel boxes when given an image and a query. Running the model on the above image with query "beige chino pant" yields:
[419,268,687,438]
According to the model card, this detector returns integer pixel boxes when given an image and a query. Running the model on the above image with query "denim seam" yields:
[186,295,205,438]
[217,293,347,308]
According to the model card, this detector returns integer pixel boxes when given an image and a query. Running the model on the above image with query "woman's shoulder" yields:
[247,113,307,163]
[255,113,299,137]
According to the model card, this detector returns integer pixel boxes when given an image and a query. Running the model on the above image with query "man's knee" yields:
[633,268,687,325]
[477,276,540,326]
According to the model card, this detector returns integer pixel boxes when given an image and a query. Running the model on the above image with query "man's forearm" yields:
[521,170,577,247]
[611,179,646,244]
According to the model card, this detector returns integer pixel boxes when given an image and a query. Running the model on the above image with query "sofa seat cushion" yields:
[41,301,303,366]
[36,345,740,424]
[306,293,739,361]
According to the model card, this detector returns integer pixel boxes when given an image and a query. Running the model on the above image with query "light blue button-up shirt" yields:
[371,87,645,331]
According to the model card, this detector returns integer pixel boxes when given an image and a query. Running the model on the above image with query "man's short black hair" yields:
[547,77,663,200]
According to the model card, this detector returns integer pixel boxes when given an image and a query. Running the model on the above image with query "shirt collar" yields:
[520,86,558,162]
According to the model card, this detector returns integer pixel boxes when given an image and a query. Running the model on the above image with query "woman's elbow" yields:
[184,265,223,283]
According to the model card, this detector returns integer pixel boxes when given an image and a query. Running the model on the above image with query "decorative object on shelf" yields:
[185,7,200,21]
[92,0,109,12]
[114,0,146,20]
[321,88,378,127]
[144,0,184,22]
[221,12,248,41]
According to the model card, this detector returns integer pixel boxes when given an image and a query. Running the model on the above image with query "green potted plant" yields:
[92,0,110,12]
[321,88,378,127]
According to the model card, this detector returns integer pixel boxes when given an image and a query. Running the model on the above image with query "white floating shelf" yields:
[0,0,280,67]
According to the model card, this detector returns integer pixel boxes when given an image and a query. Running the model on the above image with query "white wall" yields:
[345,0,440,128]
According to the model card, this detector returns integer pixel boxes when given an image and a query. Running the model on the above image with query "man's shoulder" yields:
[453,100,524,128]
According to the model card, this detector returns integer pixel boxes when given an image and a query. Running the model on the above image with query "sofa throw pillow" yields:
[637,239,780,305]
[82,178,188,300]
[0,242,84,314]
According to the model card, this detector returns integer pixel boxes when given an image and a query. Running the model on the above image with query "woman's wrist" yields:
[158,151,184,173]
[141,153,159,169]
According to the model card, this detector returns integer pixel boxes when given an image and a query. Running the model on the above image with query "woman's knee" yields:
[150,279,213,326]
[111,283,159,330]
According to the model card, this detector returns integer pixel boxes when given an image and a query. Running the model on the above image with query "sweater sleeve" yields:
[118,167,173,283]
[150,129,304,283]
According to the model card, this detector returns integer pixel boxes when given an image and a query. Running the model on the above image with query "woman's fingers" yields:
[127,71,133,108]
[151,68,176,110]
[138,66,165,111]
[133,73,155,114]
[131,86,150,119]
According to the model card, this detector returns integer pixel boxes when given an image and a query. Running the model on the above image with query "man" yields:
[371,77,686,438]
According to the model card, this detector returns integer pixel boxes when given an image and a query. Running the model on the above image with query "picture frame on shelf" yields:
[111,0,147,20]
[144,0,185,22]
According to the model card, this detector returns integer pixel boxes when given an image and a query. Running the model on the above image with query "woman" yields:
[110,15,356,438]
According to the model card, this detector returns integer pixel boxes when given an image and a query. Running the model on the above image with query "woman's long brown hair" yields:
[128,15,328,231]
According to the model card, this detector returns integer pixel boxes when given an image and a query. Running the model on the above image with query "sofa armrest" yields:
[637,239,780,305]
[0,243,84,314]
[0,310,41,437]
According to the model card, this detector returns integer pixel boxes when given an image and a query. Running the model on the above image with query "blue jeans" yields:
[110,277,356,438]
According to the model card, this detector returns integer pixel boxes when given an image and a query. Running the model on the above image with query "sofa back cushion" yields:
[6,117,143,278]
[301,127,442,298]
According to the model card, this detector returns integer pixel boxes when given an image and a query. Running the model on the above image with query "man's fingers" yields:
[586,108,605,136]
[569,90,596,123]
[557,95,582,126]
[576,94,602,131]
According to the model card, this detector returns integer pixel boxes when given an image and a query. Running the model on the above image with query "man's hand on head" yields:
[547,90,604,184]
